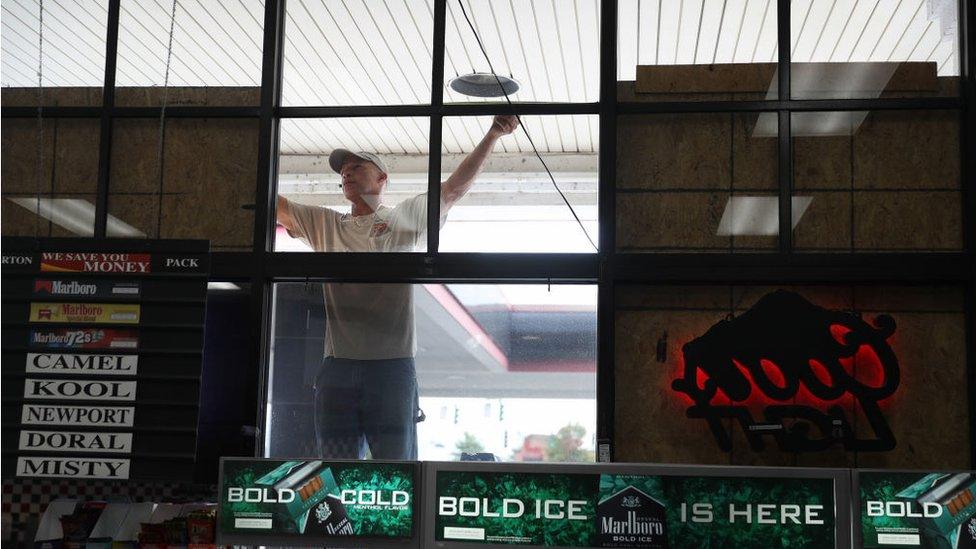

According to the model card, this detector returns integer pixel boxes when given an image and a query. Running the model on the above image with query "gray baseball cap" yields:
[328,149,389,175]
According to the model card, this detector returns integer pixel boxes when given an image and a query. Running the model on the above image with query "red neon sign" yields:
[671,290,899,453]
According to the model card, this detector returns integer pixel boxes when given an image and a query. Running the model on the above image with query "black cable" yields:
[455,0,598,252]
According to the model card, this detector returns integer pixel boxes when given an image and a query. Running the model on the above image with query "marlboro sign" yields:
[29,328,139,349]
[29,302,140,324]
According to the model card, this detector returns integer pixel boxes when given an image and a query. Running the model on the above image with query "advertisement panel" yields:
[434,470,836,548]
[39,253,151,274]
[859,471,976,548]
[218,458,417,546]
[29,302,140,324]
[29,328,138,349]
[31,279,141,298]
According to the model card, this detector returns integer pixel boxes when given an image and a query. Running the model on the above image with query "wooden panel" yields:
[616,113,731,190]
[613,285,970,470]
[853,191,963,250]
[109,118,257,249]
[635,62,937,94]
[853,111,959,190]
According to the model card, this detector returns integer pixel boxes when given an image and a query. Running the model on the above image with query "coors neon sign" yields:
[671,290,899,453]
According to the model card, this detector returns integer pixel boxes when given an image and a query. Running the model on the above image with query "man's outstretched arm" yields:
[276,195,297,233]
[441,115,519,208]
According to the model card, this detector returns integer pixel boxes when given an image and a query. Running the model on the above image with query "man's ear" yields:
[378,172,389,186]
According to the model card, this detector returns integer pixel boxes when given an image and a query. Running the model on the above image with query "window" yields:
[105,118,257,250]
[439,115,599,253]
[1,0,109,106]
[616,112,778,252]
[444,0,600,104]
[1,0,969,483]
[275,117,430,252]
[282,0,433,106]
[265,282,597,463]
[617,0,778,101]
[115,0,264,106]
[790,0,959,99]
[792,110,961,251]
[1,118,102,238]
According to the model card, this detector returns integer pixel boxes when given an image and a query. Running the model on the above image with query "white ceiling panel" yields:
[2,0,108,87]
[279,115,597,157]
[712,0,746,64]
[2,0,960,88]
[696,0,725,64]
[115,0,264,88]
[280,116,430,156]
[617,0,954,77]
[0,0,960,156]
[282,0,433,106]
[732,0,762,62]
[442,0,600,103]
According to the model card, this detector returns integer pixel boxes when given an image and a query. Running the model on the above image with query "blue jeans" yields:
[313,357,419,460]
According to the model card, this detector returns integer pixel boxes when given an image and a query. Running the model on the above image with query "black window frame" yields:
[1,0,973,465]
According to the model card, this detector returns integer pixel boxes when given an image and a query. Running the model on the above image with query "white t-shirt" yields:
[286,193,446,360]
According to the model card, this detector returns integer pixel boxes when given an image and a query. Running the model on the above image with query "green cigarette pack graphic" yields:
[860,471,976,549]
[897,473,976,548]
[254,460,351,534]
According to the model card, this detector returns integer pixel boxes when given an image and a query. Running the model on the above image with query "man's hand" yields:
[442,115,518,207]
[488,114,519,139]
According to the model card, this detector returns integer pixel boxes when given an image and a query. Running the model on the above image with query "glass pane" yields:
[1,0,108,106]
[439,115,598,253]
[1,118,101,237]
[115,0,263,106]
[444,0,599,103]
[616,112,778,251]
[791,0,959,99]
[108,118,257,250]
[615,284,968,469]
[276,117,430,252]
[792,110,961,251]
[617,0,778,102]
[266,282,597,462]
[283,0,432,106]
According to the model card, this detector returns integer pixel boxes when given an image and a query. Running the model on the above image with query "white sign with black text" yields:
[23,379,137,401]
[18,430,133,453]
[21,404,135,427]
[25,353,138,375]
[16,457,130,479]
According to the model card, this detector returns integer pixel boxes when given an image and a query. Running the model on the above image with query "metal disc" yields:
[448,72,521,97]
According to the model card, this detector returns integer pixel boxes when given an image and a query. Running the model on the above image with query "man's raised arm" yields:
[276,195,297,234]
[441,114,519,208]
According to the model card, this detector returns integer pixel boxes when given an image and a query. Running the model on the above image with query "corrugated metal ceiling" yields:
[1,0,959,156]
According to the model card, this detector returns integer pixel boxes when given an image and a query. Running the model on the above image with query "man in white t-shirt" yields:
[277,115,519,460]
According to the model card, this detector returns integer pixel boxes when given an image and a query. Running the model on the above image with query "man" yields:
[277,115,519,459]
